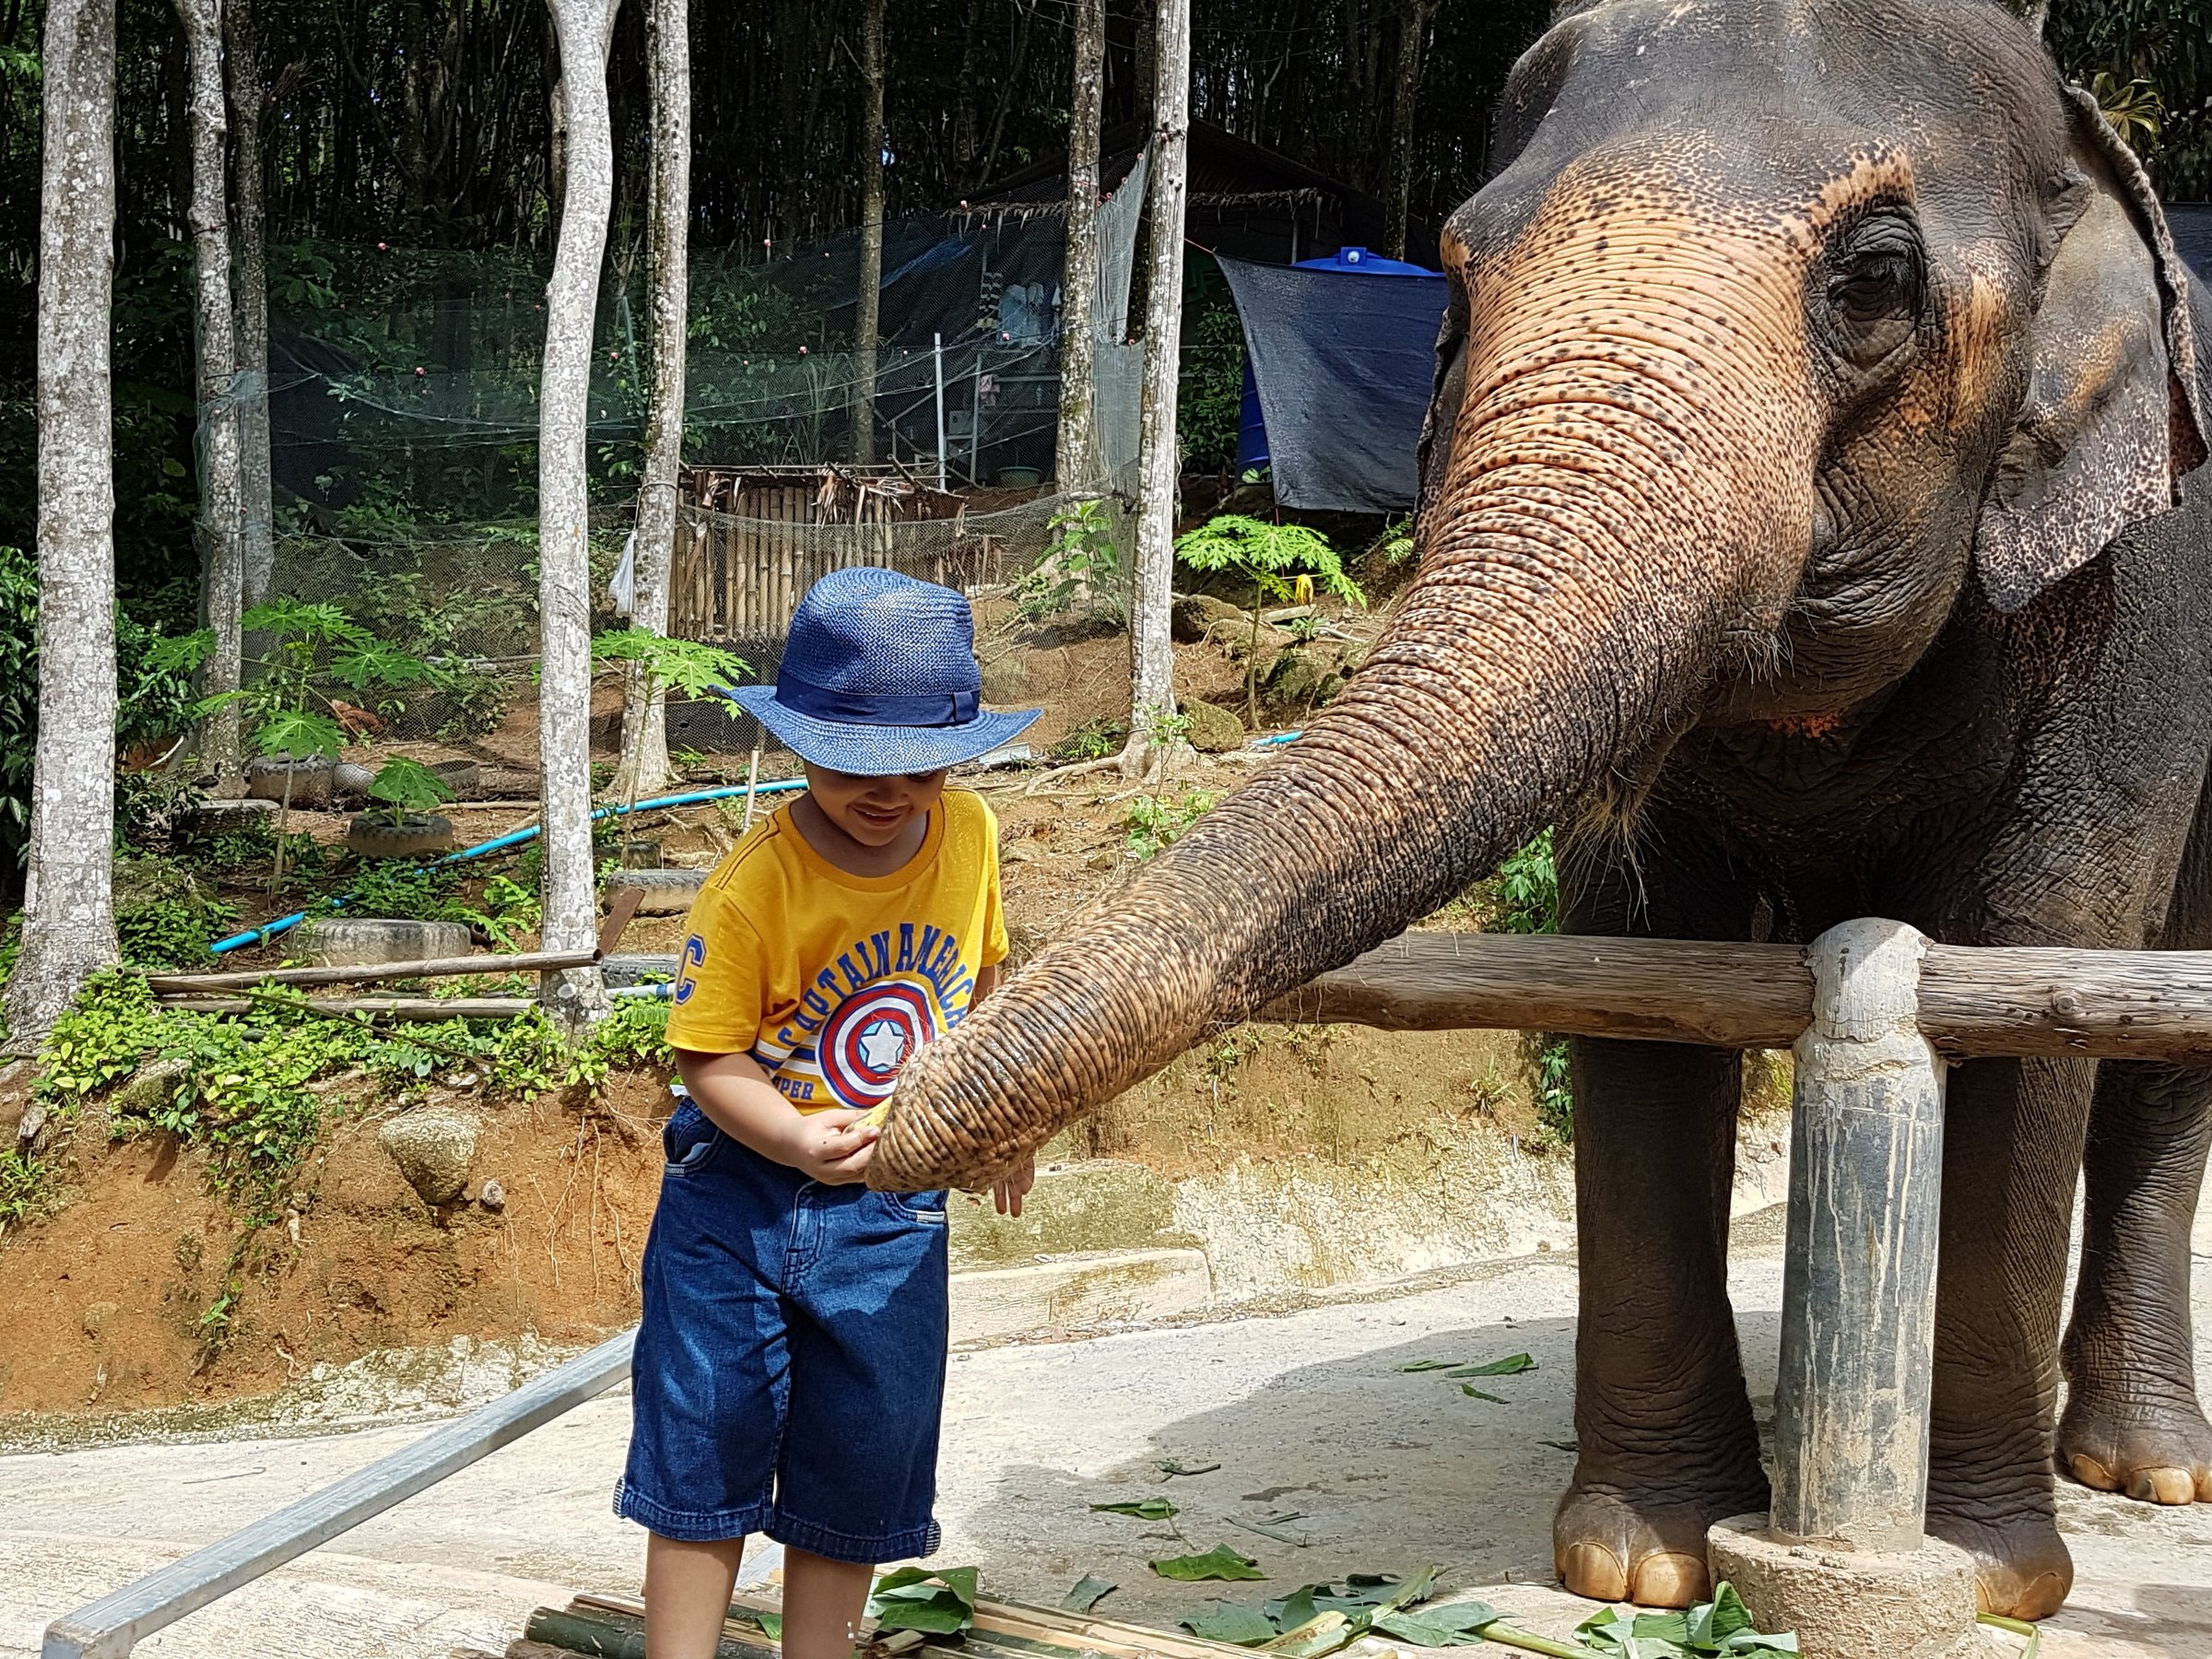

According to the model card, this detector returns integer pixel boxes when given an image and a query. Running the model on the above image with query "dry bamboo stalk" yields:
[146,948,596,994]
[159,995,535,1018]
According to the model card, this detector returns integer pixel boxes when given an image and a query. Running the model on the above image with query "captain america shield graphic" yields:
[817,977,940,1108]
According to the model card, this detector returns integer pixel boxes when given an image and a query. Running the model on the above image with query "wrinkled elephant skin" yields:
[870,0,2212,1623]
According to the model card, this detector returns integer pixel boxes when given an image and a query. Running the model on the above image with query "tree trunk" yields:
[614,0,688,805]
[1053,0,1105,489]
[226,0,275,606]
[6,0,120,1048]
[178,0,244,794]
[1383,0,1432,262]
[851,0,885,465]
[1120,0,1190,781]
[539,0,619,1031]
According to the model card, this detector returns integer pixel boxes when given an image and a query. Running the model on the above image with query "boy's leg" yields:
[643,1533,747,1659]
[782,1548,877,1659]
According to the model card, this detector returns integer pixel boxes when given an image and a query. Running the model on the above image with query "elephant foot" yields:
[1553,1478,1764,1607]
[2058,1390,2212,1505]
[1924,1505,2072,1621]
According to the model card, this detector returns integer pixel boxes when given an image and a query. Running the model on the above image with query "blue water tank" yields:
[1233,246,1441,477]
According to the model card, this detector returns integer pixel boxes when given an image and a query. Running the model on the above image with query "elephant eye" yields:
[1822,211,1925,367]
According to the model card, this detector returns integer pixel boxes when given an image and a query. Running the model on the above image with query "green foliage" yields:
[1493,830,1558,935]
[1532,1034,1574,1147]
[1124,790,1218,860]
[0,1149,48,1228]
[1174,516,1365,611]
[114,857,237,969]
[1013,499,1124,622]
[1177,287,1249,472]
[365,756,456,826]
[2051,0,2212,196]
[336,860,538,947]
[1053,718,1126,762]
[590,629,751,703]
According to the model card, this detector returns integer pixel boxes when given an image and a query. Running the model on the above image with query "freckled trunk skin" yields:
[871,177,1826,1191]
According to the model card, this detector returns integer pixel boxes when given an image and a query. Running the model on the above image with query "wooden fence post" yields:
[1709,918,1981,1659]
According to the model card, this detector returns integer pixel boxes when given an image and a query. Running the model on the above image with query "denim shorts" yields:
[615,1100,950,1562]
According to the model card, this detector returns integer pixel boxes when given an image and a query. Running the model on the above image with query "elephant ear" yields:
[1973,87,2210,614]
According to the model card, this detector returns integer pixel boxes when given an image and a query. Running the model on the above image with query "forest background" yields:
[0,0,2203,735]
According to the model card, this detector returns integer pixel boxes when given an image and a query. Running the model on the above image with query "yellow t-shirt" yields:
[665,789,1007,1113]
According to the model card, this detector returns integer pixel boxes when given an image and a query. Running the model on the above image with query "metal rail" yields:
[41,1329,636,1659]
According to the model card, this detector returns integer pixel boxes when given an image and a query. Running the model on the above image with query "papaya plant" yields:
[1172,514,1365,725]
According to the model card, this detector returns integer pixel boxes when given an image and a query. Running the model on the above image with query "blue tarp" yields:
[2171,205,2211,284]
[1220,250,1446,513]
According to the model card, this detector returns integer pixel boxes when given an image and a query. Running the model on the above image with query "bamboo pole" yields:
[1250,929,2212,1064]
[145,949,597,994]
[158,995,539,1018]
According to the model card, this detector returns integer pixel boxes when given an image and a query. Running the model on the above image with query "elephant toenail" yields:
[2128,1466,2196,1505]
[1629,1552,1711,1608]
[1559,1543,1629,1602]
[2067,1453,2119,1491]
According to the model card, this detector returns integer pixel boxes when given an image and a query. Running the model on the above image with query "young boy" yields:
[618,567,1041,1659]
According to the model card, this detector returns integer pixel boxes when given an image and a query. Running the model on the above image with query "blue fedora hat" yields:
[724,567,1040,776]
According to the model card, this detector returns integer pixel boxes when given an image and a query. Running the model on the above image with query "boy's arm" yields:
[673,1047,878,1183]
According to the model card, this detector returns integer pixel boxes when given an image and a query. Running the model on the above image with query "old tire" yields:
[299,916,475,967]
[606,866,706,916]
[331,760,377,798]
[246,753,335,807]
[347,812,457,860]
[430,759,482,799]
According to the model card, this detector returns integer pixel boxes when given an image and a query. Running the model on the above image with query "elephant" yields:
[867,0,2212,1623]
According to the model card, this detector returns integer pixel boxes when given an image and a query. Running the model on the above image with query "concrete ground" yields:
[5,1198,2209,1659]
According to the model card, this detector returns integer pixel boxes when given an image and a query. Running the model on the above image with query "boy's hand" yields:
[770,1108,879,1183]
[993,1151,1036,1218]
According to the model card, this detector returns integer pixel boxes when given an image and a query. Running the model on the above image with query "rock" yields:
[178,796,278,841]
[17,1100,48,1151]
[1263,643,1350,717]
[604,866,706,917]
[1182,700,1247,754]
[601,953,679,989]
[111,1057,192,1120]
[1171,593,1244,643]
[81,1301,117,1339]
[0,1059,34,1142]
[478,1178,507,1212]
[979,653,1032,703]
[378,1105,482,1206]
[300,918,474,968]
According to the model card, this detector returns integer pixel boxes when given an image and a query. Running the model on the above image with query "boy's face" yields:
[802,763,950,848]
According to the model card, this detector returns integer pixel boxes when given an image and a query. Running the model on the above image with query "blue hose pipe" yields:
[207,779,810,956]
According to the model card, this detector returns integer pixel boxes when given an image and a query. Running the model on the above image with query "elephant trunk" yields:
[872,192,1822,1189]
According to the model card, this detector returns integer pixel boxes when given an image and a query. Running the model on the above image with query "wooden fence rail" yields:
[1253,929,2212,1063]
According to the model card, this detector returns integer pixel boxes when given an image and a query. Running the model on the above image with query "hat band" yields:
[775,671,980,728]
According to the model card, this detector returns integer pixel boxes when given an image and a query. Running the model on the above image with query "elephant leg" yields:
[1554,1035,1766,1607]
[1925,1054,2091,1622]
[2058,1058,2212,1505]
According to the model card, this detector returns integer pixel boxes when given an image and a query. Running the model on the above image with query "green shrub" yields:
[1124,790,1218,860]
[0,1148,48,1229]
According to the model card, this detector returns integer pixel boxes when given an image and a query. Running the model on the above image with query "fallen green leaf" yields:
[1158,1459,1224,1477]
[1092,1497,1180,1520]
[1060,1575,1116,1615]
[1182,1603,1279,1646]
[1372,1602,1504,1646]
[1397,1359,1463,1372]
[867,1565,979,1634]
[1449,1354,1536,1378]
[735,1612,782,1641]
[1152,1546,1267,1583]
[1461,1384,1508,1403]
[1374,1565,1440,1617]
